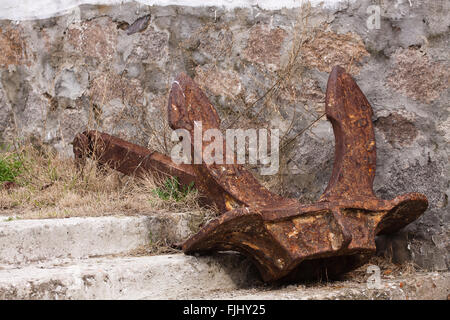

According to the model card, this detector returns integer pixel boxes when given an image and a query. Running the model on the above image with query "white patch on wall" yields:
[0,0,353,21]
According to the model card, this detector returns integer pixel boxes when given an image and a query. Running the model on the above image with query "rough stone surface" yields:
[200,272,450,300]
[0,253,257,299]
[387,47,450,104]
[0,214,192,264]
[301,30,369,74]
[0,253,447,299]
[0,1,448,271]
[0,26,30,67]
[375,112,418,147]
[0,212,447,300]
[243,25,288,71]
[66,16,118,62]
[195,64,242,98]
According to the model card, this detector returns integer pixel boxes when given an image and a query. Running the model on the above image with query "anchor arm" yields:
[320,65,377,202]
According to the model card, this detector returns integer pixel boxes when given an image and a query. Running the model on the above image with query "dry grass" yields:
[0,141,213,220]
[340,255,421,284]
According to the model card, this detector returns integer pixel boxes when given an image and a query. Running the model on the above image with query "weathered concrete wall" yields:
[0,1,448,270]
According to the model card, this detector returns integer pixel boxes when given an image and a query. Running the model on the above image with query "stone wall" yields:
[0,0,448,270]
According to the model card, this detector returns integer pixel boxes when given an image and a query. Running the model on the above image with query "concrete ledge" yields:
[0,252,447,299]
[0,253,255,299]
[199,272,450,300]
[0,214,192,264]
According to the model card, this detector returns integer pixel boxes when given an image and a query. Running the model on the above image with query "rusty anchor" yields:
[73,65,428,282]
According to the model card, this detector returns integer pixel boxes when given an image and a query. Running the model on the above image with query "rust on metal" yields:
[73,130,197,188]
[168,73,298,213]
[167,66,428,282]
[73,65,428,282]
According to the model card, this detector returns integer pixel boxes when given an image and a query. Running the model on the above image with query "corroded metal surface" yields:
[168,73,298,213]
[72,66,428,282]
[73,130,197,188]
[167,66,428,282]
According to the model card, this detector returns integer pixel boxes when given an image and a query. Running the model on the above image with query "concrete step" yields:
[194,272,450,300]
[0,214,194,264]
[0,253,257,299]
[0,216,448,300]
[0,252,447,300]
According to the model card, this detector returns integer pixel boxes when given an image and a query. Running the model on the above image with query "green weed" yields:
[151,177,195,202]
[0,154,24,182]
